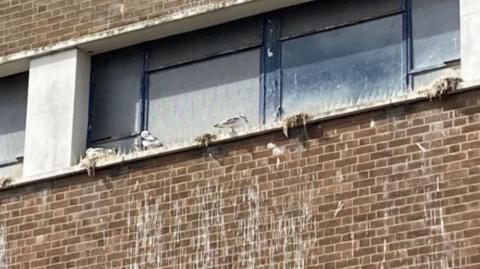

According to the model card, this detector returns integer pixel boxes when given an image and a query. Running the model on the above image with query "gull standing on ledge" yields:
[214,114,249,133]
[140,130,163,149]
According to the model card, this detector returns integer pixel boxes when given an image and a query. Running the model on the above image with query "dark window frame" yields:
[0,72,29,167]
[87,0,461,147]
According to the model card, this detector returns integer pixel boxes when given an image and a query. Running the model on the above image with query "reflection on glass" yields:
[91,46,143,142]
[282,15,404,116]
[412,0,460,70]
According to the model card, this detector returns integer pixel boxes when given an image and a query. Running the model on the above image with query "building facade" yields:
[0,0,480,268]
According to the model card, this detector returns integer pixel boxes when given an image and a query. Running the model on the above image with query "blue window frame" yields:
[87,0,461,149]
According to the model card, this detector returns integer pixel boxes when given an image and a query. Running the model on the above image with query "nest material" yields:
[282,113,311,138]
[418,77,462,100]
[79,148,115,177]
[194,133,217,147]
[0,176,12,188]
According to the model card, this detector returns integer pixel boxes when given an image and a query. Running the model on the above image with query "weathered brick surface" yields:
[1,90,480,268]
[0,0,257,57]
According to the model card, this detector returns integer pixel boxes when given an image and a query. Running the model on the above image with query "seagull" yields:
[214,114,249,133]
[85,148,114,159]
[140,130,163,149]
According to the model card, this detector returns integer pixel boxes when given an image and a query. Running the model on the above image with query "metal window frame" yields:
[405,0,461,78]
[87,46,146,147]
[86,0,461,147]
[0,72,28,166]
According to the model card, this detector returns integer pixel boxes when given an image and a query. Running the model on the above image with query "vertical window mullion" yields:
[259,17,266,124]
[87,61,96,146]
[262,14,282,122]
[141,43,151,132]
[403,0,413,90]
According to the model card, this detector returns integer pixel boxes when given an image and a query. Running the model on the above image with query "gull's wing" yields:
[217,116,240,126]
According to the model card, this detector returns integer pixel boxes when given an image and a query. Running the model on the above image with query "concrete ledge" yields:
[4,81,479,190]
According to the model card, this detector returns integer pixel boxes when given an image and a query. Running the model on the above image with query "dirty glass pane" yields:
[89,137,138,153]
[282,15,404,116]
[281,0,402,39]
[412,0,460,69]
[148,49,260,145]
[148,17,262,70]
[90,45,143,143]
[0,73,28,164]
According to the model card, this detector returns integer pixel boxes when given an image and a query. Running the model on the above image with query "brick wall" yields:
[1,89,480,268]
[0,0,257,57]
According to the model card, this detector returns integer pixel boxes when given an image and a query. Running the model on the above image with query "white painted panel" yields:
[460,0,480,81]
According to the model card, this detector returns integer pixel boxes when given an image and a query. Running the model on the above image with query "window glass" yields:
[88,137,138,153]
[148,49,260,145]
[281,0,402,39]
[282,15,404,116]
[90,45,144,143]
[148,17,262,70]
[412,0,460,69]
[0,73,28,164]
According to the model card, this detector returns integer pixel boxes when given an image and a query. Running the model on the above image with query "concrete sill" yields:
[4,80,480,191]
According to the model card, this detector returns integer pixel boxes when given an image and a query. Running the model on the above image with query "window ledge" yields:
[4,80,480,191]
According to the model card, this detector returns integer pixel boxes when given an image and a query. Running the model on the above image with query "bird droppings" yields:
[78,148,116,177]
[334,170,344,184]
[267,142,276,149]
[416,143,428,153]
[381,239,387,269]
[282,113,311,139]
[334,201,344,218]
[208,151,224,166]
[0,224,5,268]
[195,133,217,147]
[267,142,285,156]
[267,48,274,57]
[417,76,462,100]
[0,176,12,188]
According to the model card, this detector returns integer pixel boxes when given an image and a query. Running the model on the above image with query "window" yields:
[148,50,260,145]
[411,0,460,70]
[278,0,460,117]
[89,45,144,149]
[146,17,262,145]
[0,73,28,176]
[282,15,404,116]
[88,17,262,149]
[410,0,460,87]
[88,0,460,150]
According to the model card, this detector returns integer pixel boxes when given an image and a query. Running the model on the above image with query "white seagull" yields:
[140,130,163,149]
[214,114,249,133]
[85,148,114,159]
